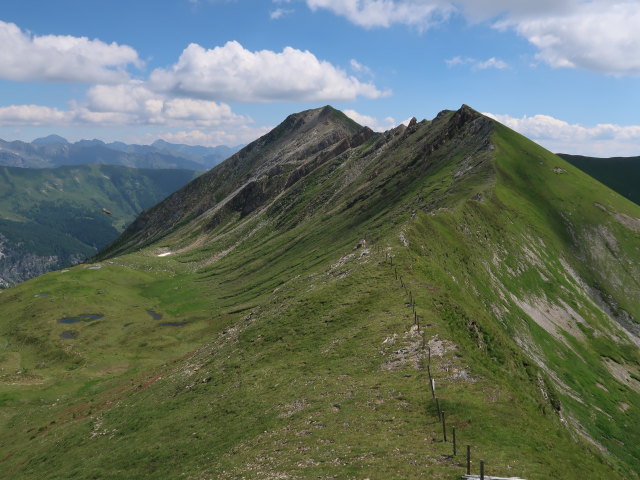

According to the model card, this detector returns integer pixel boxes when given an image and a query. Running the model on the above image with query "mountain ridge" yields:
[0,137,241,170]
[0,104,639,479]
[97,104,492,260]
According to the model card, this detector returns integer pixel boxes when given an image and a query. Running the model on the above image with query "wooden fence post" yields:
[452,427,456,456]
[466,445,471,475]
[441,411,447,442]
[480,460,485,480]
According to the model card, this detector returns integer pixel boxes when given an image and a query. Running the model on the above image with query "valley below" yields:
[0,164,200,287]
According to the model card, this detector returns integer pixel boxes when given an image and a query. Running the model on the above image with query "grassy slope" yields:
[0,115,638,479]
[558,153,640,206]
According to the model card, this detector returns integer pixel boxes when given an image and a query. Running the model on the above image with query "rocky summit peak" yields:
[279,105,362,137]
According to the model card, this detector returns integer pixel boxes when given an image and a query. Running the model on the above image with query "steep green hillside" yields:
[0,106,638,480]
[0,165,199,286]
[558,153,640,206]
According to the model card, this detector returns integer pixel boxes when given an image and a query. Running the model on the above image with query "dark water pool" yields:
[158,322,186,327]
[59,330,77,339]
[35,293,50,297]
[147,310,163,320]
[57,314,104,324]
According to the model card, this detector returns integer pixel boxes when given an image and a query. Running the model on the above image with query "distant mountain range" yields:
[0,134,241,170]
[0,164,199,286]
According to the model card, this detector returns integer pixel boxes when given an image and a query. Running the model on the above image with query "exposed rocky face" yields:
[98,105,493,259]
[0,233,84,287]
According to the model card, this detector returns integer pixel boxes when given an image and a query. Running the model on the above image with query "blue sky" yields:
[0,0,639,156]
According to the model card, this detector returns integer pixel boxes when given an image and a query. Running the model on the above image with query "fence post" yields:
[452,427,456,456]
[435,397,441,419]
[466,445,471,475]
[442,411,447,442]
[480,460,485,480]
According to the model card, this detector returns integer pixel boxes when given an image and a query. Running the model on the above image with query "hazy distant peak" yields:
[74,139,106,147]
[32,134,69,145]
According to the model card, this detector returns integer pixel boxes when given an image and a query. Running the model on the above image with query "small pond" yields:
[158,322,186,327]
[147,310,163,321]
[35,293,50,297]
[57,314,104,324]
[59,331,77,339]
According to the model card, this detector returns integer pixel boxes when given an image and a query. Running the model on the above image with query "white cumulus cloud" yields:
[0,105,72,126]
[0,82,252,130]
[149,41,387,102]
[305,1,640,76]
[343,109,399,132]
[0,20,141,83]
[499,1,640,75]
[485,112,640,156]
[304,0,575,27]
[306,0,454,29]
[149,124,273,147]
[0,95,267,147]
[84,83,248,127]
